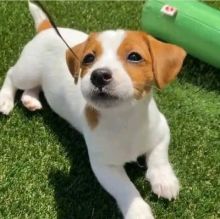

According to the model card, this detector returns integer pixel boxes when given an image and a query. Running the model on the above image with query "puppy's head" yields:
[66,30,186,109]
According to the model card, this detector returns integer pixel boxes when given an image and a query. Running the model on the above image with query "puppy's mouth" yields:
[89,90,120,108]
[92,91,118,100]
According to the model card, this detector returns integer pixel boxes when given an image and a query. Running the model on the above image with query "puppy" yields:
[0,2,186,218]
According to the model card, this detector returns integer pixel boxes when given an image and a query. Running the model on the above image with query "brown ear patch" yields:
[66,41,86,83]
[117,31,186,95]
[37,19,52,33]
[85,105,100,129]
[147,35,186,89]
[117,31,154,99]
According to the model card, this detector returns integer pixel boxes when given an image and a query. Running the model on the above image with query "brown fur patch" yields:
[37,19,52,33]
[85,105,100,129]
[117,31,154,99]
[147,35,186,89]
[117,31,186,95]
[66,33,103,83]
[80,33,103,78]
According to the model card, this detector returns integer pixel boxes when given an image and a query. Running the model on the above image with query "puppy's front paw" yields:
[0,93,14,115]
[146,165,179,200]
[124,198,154,219]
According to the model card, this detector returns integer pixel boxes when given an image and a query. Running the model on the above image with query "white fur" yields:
[21,87,42,111]
[0,2,180,218]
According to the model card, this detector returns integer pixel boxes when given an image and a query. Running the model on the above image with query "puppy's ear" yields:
[147,35,186,89]
[66,41,86,84]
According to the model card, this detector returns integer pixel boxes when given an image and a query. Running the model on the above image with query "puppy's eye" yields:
[82,53,95,65]
[127,52,143,63]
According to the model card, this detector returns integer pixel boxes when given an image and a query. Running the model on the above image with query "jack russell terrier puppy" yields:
[0,2,186,219]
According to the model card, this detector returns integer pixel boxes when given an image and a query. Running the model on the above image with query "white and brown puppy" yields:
[0,2,186,219]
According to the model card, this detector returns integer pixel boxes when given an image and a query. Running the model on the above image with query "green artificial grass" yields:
[0,1,219,219]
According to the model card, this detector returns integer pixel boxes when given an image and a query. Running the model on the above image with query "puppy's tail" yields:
[28,1,52,33]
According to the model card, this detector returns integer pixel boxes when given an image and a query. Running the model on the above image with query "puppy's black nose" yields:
[91,68,112,89]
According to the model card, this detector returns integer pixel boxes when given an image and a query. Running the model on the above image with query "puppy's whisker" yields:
[133,81,161,92]
[133,82,152,89]
[113,81,133,89]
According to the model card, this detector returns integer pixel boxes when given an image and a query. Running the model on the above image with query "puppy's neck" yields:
[85,93,154,130]
[101,93,153,117]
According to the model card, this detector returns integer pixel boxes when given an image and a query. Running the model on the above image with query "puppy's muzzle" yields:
[91,68,112,90]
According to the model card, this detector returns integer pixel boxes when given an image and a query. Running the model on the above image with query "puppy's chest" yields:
[85,114,154,165]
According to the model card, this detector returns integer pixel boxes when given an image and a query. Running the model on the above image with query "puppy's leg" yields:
[91,161,154,219]
[0,67,17,115]
[21,87,42,111]
[0,48,42,115]
[145,132,179,200]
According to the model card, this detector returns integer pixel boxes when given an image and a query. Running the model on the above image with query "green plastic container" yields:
[141,0,220,68]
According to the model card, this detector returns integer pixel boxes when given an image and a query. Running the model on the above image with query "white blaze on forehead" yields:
[98,29,125,52]
[89,29,131,85]
[96,30,126,65]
